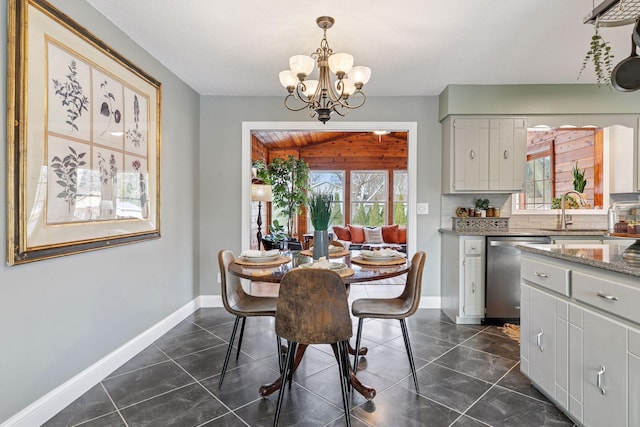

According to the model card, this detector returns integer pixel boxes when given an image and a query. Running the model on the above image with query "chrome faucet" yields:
[560,191,586,230]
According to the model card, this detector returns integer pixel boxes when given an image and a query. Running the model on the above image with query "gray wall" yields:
[0,1,200,422]
[199,96,443,297]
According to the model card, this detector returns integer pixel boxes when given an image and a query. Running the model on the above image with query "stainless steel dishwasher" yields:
[485,236,550,322]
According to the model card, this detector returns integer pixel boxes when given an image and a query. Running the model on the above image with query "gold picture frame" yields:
[7,0,161,265]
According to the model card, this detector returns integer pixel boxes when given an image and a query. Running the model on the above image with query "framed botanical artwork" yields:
[6,0,161,265]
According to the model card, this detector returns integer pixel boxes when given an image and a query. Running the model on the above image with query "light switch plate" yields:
[417,202,429,215]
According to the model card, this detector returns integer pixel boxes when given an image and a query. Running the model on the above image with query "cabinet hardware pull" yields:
[596,365,606,395]
[534,272,549,278]
[596,292,618,301]
[503,149,509,159]
[470,150,475,159]
[472,282,476,293]
[536,329,544,351]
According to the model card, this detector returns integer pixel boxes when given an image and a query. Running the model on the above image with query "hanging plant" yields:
[578,23,614,87]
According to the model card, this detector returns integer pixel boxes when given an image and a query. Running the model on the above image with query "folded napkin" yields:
[240,249,279,258]
[360,248,405,258]
[311,245,342,252]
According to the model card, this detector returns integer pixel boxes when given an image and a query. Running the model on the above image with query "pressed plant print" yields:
[99,79,122,136]
[50,145,87,213]
[124,87,148,154]
[96,151,120,218]
[51,59,89,132]
[92,70,124,148]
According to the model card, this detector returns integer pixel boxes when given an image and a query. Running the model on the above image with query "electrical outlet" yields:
[217,273,221,283]
[417,202,429,215]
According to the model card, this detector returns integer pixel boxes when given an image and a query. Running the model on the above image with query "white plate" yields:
[240,255,280,263]
[360,255,400,261]
[299,262,347,270]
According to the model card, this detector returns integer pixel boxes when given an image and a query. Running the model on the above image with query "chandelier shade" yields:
[279,16,371,123]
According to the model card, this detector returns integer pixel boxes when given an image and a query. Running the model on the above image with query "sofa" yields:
[332,224,407,252]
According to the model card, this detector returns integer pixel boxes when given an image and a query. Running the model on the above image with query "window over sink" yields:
[512,115,638,215]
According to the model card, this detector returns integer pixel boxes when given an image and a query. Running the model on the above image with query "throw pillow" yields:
[382,225,399,243]
[363,227,384,244]
[332,225,351,241]
[347,225,365,243]
[398,226,407,244]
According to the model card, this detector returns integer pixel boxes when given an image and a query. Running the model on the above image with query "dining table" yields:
[227,249,410,401]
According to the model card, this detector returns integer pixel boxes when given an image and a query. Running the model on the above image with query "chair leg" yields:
[276,336,283,373]
[341,340,351,392]
[352,318,364,373]
[337,341,352,427]
[287,341,297,390]
[219,316,241,388]
[400,319,419,392]
[235,317,247,361]
[273,340,296,427]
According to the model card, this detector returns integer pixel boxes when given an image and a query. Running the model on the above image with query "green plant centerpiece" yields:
[578,24,614,87]
[475,198,490,211]
[309,190,334,259]
[572,161,587,193]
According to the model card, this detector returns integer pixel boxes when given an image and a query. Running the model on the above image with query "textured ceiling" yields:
[87,0,637,96]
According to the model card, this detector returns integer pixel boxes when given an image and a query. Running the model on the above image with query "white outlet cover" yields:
[417,203,429,215]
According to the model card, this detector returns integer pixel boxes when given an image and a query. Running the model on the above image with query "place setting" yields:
[296,256,355,278]
[234,249,291,266]
[351,248,407,266]
[300,243,350,258]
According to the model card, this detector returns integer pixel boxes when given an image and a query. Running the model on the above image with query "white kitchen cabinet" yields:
[570,306,627,427]
[522,251,640,427]
[441,116,526,193]
[441,233,484,324]
[520,282,568,408]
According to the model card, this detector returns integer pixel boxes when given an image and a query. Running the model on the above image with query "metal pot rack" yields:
[584,0,640,27]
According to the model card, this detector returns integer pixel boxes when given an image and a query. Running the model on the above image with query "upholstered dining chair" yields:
[217,250,280,387]
[351,251,426,392]
[273,269,353,427]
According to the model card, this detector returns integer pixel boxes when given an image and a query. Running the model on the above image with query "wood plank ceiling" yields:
[252,131,408,170]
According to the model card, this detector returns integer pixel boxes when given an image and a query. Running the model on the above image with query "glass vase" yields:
[312,230,329,260]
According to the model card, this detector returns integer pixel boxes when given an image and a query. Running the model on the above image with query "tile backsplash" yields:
[440,194,608,230]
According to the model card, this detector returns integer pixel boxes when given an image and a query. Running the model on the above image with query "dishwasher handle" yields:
[488,239,549,248]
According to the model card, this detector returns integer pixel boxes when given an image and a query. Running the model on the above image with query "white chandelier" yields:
[279,16,371,123]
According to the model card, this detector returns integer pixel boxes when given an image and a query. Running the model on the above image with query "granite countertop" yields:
[438,228,608,237]
[519,241,640,278]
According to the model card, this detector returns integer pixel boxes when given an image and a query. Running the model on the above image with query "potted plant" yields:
[578,23,614,87]
[475,198,489,217]
[261,219,289,250]
[308,191,334,259]
[262,155,310,238]
[572,161,587,193]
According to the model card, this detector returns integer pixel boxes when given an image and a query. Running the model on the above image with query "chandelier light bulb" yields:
[302,80,318,98]
[279,70,298,91]
[336,78,355,97]
[328,53,354,77]
[289,55,315,80]
[349,66,371,87]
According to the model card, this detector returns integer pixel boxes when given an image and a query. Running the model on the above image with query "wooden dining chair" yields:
[351,251,426,392]
[273,269,353,427]
[217,250,280,387]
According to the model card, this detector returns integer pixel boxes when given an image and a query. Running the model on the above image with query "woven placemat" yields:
[300,249,350,258]
[234,255,290,267]
[295,266,355,278]
[351,256,407,266]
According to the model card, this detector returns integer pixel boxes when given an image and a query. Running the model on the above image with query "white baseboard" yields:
[420,296,441,309]
[1,298,202,427]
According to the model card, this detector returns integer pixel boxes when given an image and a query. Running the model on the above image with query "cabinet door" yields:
[463,255,483,316]
[583,309,627,427]
[489,118,526,191]
[528,286,557,397]
[453,118,489,191]
[630,352,640,427]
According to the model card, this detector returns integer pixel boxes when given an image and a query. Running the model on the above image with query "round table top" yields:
[228,250,409,284]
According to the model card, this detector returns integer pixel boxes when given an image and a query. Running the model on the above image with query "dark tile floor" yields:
[43,285,576,427]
